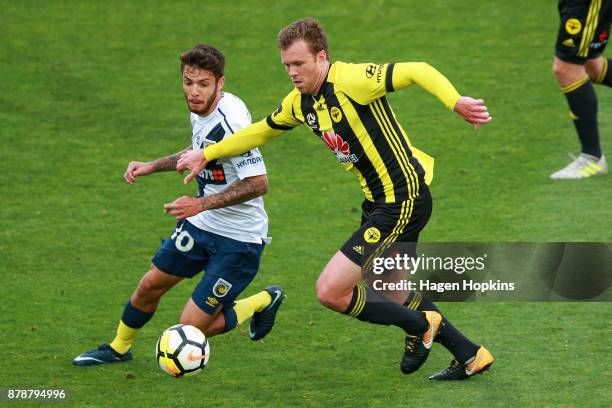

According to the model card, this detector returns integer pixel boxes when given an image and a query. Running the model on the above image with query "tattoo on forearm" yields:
[201,176,266,211]
[152,154,179,172]
[151,147,191,172]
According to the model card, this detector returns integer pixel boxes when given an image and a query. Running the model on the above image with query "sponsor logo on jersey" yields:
[213,278,232,297]
[241,151,253,157]
[235,156,263,168]
[198,163,226,185]
[330,106,343,123]
[364,227,381,243]
[376,64,384,83]
[565,18,582,35]
[365,64,384,83]
[353,245,365,255]
[365,64,376,78]
[322,130,358,164]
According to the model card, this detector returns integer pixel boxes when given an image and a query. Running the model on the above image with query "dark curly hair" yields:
[180,44,225,78]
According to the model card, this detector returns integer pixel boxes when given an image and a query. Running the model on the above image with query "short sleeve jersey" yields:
[187,92,268,243]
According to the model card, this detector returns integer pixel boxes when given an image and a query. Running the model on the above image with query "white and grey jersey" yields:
[186,92,269,244]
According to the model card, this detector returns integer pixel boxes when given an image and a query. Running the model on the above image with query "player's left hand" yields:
[164,196,205,220]
[453,96,492,130]
[177,149,208,184]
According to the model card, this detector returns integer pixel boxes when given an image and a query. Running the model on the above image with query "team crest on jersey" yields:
[212,278,232,297]
[330,106,343,123]
[364,227,381,243]
[322,130,358,164]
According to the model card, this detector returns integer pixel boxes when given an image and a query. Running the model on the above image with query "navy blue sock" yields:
[221,306,238,333]
[121,301,154,329]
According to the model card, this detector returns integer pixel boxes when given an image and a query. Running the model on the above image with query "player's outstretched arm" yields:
[176,119,285,184]
[124,146,191,184]
[391,62,492,128]
[163,174,269,220]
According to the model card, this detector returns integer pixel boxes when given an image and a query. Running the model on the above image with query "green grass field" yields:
[1,1,611,407]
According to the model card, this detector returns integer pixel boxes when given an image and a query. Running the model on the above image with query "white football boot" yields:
[550,153,608,180]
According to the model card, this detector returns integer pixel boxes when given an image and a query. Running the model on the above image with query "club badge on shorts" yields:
[364,227,381,243]
[212,278,232,297]
[565,18,582,35]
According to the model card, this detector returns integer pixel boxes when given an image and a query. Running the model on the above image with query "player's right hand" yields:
[124,161,154,184]
[177,149,208,184]
[453,96,492,130]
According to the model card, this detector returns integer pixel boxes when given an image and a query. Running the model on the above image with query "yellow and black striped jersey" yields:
[205,61,460,203]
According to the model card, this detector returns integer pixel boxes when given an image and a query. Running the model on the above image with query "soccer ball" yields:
[156,324,210,377]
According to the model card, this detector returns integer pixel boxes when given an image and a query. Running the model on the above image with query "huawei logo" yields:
[323,130,350,156]
[322,131,358,163]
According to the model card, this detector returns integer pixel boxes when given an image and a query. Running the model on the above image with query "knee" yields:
[552,58,587,85]
[552,59,569,80]
[584,59,602,81]
[315,280,345,311]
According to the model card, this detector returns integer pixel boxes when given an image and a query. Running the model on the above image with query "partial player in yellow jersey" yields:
[176,18,493,380]
[551,0,611,179]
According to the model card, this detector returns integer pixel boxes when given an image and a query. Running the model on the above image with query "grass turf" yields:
[1,1,610,407]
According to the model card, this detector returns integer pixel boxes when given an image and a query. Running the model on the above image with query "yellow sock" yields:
[233,291,272,324]
[109,321,139,354]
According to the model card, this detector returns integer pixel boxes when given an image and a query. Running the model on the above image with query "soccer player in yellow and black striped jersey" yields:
[551,0,612,179]
[178,18,494,380]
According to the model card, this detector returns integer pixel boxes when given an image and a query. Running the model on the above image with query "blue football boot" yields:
[249,286,285,341]
[73,344,132,366]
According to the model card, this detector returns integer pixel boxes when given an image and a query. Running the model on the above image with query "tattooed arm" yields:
[124,146,191,184]
[163,175,269,220]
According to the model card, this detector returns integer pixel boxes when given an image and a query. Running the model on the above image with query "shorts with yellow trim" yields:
[340,187,432,266]
[555,0,612,64]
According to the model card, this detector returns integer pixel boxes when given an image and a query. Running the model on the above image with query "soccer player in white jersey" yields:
[74,44,285,366]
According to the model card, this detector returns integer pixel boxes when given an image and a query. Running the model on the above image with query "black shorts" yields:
[340,187,432,266]
[555,0,612,64]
